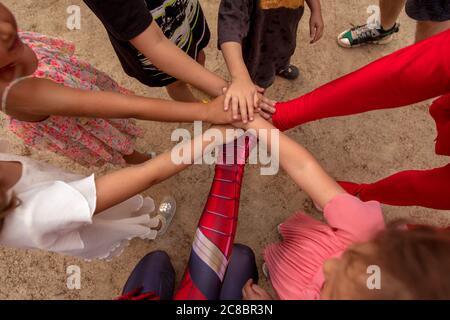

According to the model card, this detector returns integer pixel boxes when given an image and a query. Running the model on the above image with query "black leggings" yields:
[122,244,258,300]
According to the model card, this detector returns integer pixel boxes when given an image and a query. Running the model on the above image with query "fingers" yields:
[310,21,324,43]
[313,24,321,43]
[255,85,265,94]
[239,97,249,123]
[259,110,272,120]
[224,92,231,111]
[247,95,255,121]
[260,96,277,113]
[232,95,240,120]
[242,279,254,300]
[253,91,259,111]
[310,24,318,43]
[317,23,324,42]
[310,25,315,42]
[252,284,266,295]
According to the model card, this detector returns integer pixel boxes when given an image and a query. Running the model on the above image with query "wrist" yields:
[201,103,211,122]
[231,72,252,83]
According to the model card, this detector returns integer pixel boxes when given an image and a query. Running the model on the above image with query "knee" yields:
[232,244,256,264]
[166,80,185,90]
[430,94,450,119]
[139,250,172,269]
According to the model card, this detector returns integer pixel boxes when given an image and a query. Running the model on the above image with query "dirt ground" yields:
[0,0,449,300]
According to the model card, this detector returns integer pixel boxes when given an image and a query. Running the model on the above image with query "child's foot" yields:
[337,23,400,48]
[154,196,177,236]
[276,65,300,80]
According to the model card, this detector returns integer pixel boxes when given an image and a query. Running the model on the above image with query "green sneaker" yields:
[337,23,400,48]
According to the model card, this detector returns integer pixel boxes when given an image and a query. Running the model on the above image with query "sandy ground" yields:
[0,0,449,300]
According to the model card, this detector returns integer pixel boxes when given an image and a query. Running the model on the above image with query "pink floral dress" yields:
[2,32,143,166]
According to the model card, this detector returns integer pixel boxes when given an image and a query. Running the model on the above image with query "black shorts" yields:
[137,1,211,87]
[406,0,450,21]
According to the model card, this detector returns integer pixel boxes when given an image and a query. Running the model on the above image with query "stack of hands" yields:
[206,83,277,125]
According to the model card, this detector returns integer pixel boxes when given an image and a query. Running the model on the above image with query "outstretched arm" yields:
[221,41,259,123]
[244,117,344,209]
[218,0,276,122]
[273,29,450,131]
[94,126,231,213]
[131,22,227,97]
[7,78,234,124]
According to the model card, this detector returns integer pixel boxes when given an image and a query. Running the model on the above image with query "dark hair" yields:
[346,224,450,300]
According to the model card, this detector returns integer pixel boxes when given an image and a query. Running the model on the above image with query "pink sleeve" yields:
[324,193,385,242]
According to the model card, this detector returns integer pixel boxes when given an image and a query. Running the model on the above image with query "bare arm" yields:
[7,78,234,124]
[245,117,344,209]
[94,126,230,213]
[306,0,324,43]
[221,41,259,123]
[130,21,227,97]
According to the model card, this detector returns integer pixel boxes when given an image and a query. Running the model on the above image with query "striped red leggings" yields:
[272,29,450,210]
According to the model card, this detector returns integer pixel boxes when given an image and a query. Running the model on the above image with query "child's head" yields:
[321,225,450,300]
[0,3,24,71]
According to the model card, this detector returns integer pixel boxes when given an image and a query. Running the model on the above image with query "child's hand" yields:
[256,93,277,120]
[224,78,262,124]
[206,95,238,124]
[309,11,324,44]
[242,279,273,300]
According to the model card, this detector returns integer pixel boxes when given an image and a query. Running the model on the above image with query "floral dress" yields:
[2,31,143,166]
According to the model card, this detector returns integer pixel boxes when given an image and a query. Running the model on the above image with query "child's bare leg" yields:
[379,0,406,30]
[166,81,199,102]
[123,150,151,165]
[415,20,450,42]
[197,50,206,67]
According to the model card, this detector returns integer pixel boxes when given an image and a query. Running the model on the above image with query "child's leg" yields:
[273,29,450,131]
[174,137,250,300]
[119,251,175,300]
[430,93,450,156]
[166,81,199,102]
[197,50,206,67]
[415,20,450,43]
[380,0,406,30]
[219,244,259,300]
[340,94,450,210]
[340,163,450,210]
[123,150,151,165]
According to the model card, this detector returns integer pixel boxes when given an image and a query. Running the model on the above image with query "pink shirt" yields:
[264,193,385,300]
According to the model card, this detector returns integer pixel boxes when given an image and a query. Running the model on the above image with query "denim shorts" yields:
[406,0,450,21]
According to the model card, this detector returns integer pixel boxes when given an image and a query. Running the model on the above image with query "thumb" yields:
[255,85,265,94]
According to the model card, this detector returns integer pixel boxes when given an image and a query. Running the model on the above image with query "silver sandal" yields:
[155,196,177,236]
